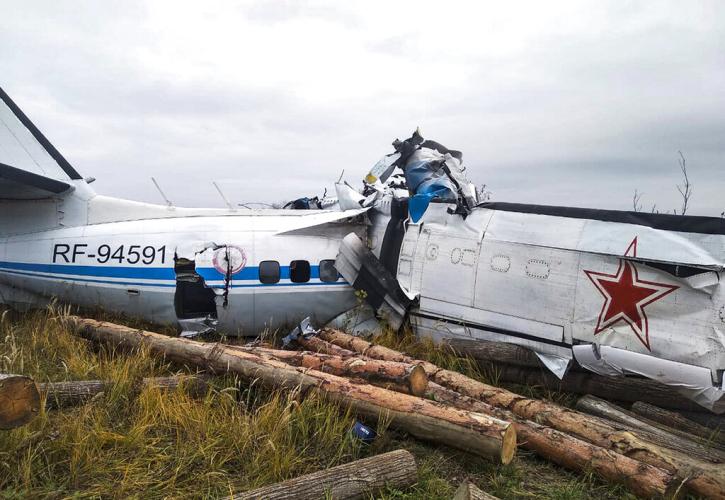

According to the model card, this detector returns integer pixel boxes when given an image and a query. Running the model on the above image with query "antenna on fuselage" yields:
[151,177,174,208]
[212,181,235,211]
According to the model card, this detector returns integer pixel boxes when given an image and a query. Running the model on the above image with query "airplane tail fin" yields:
[0,86,93,234]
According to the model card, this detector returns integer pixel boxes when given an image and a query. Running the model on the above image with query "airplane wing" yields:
[0,86,80,199]
[274,207,370,235]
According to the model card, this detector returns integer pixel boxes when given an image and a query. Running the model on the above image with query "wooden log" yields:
[275,336,678,496]
[295,335,359,358]
[40,375,210,409]
[631,401,725,448]
[631,401,725,445]
[317,329,725,498]
[575,395,725,464]
[0,374,41,429]
[491,364,705,412]
[65,317,517,464]
[445,338,545,370]
[676,410,725,431]
[142,375,211,398]
[453,480,500,500]
[232,449,417,499]
[427,383,678,498]
[41,379,105,409]
[231,346,428,396]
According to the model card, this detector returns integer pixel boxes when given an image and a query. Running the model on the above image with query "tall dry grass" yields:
[0,307,378,498]
[0,306,635,499]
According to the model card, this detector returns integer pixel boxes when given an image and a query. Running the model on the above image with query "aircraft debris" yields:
[335,233,413,331]
[281,316,317,348]
[350,420,376,444]
[389,130,477,222]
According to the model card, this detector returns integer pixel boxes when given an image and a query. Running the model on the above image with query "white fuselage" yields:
[394,202,725,410]
[0,193,363,334]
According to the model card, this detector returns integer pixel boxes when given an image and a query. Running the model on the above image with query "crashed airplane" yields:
[0,87,723,412]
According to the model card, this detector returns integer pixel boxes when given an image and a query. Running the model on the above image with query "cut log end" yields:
[501,424,517,465]
[0,374,41,429]
[453,480,501,500]
[408,365,428,397]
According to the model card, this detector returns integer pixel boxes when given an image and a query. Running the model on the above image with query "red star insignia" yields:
[583,237,678,350]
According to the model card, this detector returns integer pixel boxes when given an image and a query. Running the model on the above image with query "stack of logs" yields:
[4,316,724,498]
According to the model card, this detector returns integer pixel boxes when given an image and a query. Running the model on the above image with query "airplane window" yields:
[319,259,338,282]
[290,260,311,283]
[259,260,280,284]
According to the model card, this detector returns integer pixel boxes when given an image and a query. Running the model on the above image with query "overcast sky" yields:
[1,1,723,215]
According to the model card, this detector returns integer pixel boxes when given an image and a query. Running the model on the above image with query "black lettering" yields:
[53,244,71,263]
[111,245,124,263]
[72,244,88,262]
[97,245,111,263]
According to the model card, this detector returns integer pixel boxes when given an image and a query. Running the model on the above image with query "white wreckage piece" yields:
[332,131,725,413]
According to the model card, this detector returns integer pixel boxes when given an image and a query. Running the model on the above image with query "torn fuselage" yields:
[339,132,725,412]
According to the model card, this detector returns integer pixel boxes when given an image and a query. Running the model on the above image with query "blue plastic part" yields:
[404,159,457,222]
[351,420,376,443]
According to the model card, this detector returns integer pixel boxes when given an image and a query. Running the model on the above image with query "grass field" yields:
[0,306,637,499]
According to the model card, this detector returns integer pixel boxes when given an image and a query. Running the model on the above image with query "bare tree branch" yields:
[676,151,693,215]
[477,184,492,203]
[632,189,643,212]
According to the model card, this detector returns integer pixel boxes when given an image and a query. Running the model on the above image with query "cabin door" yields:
[396,222,429,297]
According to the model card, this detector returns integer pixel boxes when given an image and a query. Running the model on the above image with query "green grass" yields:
[0,306,634,499]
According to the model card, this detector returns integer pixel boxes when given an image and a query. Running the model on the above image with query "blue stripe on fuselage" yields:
[0,261,345,289]
[0,261,176,280]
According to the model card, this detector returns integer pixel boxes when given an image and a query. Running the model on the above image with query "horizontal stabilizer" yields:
[0,161,72,199]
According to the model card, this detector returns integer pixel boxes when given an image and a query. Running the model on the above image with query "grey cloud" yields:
[1,1,723,216]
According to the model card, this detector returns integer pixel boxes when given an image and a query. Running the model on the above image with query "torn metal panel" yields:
[282,316,318,348]
[336,233,413,331]
[534,352,572,380]
[680,270,720,295]
[335,182,367,211]
[369,130,478,223]
[573,344,725,413]
[178,315,218,338]
[326,303,382,337]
